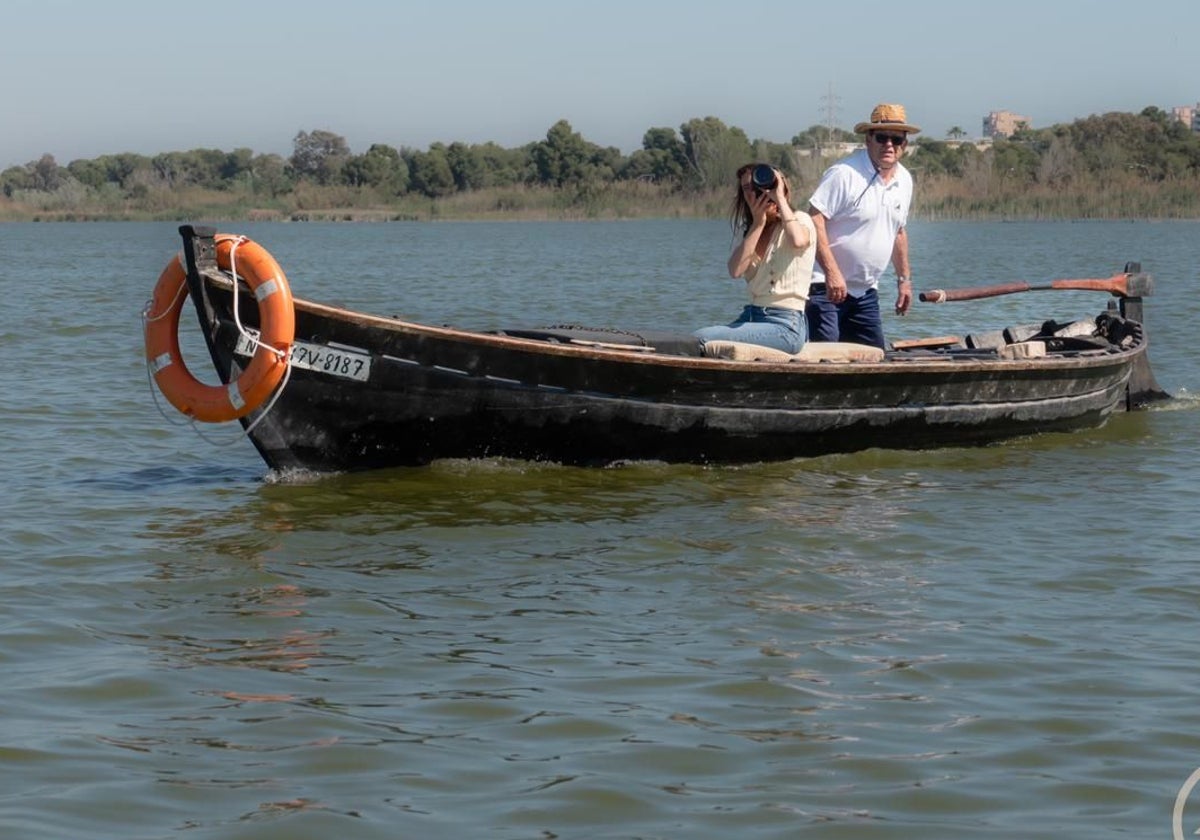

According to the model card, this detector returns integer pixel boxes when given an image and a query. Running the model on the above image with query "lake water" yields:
[2,219,1199,839]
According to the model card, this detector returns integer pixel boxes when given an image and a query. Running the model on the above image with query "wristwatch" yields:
[896,276,911,285]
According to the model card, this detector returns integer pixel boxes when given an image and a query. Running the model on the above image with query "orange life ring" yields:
[144,236,295,423]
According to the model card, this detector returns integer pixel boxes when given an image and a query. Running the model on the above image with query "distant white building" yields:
[982,110,1031,139]
[1170,104,1198,133]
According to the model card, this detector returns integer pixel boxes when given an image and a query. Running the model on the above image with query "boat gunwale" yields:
[202,268,1147,378]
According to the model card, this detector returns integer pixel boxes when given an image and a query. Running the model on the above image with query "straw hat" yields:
[853,103,921,135]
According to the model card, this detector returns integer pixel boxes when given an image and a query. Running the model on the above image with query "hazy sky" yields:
[4,0,1196,170]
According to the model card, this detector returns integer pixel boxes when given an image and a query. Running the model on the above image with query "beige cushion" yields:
[702,340,885,363]
[999,341,1047,360]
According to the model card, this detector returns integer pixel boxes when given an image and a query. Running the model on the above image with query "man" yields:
[806,103,919,349]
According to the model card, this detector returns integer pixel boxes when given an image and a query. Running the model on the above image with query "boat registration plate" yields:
[235,331,372,382]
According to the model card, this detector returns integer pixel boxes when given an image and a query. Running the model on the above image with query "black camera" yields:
[751,164,777,192]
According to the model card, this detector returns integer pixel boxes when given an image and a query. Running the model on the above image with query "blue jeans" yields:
[805,285,886,349]
[694,305,807,354]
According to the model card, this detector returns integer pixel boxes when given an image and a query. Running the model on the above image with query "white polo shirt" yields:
[808,148,912,298]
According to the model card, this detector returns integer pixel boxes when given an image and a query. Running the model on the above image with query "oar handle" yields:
[920,282,1030,303]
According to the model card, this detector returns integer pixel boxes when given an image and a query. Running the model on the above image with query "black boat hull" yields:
[209,298,1139,470]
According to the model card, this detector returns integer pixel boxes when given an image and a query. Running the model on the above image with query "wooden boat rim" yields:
[199,270,1143,378]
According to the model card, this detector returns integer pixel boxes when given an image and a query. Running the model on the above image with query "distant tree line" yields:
[906,107,1200,183]
[3,107,1199,219]
[0,117,802,203]
[907,107,1200,218]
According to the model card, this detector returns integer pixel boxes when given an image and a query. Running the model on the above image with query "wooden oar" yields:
[920,272,1152,303]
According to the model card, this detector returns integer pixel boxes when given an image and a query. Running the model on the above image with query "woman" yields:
[694,163,816,354]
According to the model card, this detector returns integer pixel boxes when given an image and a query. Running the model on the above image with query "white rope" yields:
[143,345,291,448]
[241,362,293,436]
[141,253,188,324]
[140,238,294,447]
[227,235,286,362]
[141,253,192,429]
[141,319,192,428]
[225,235,292,433]
[140,309,247,446]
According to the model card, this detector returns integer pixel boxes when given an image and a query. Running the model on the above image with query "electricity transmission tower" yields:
[820,82,840,153]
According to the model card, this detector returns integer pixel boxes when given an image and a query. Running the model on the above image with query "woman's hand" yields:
[768,174,788,210]
[747,188,773,226]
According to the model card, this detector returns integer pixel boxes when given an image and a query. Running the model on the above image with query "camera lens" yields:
[751,164,777,190]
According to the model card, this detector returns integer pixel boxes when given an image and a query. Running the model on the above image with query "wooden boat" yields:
[144,225,1169,472]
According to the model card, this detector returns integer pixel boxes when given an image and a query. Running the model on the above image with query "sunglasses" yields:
[872,132,907,146]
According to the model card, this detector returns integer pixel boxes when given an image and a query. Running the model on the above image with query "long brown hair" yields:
[729,163,794,237]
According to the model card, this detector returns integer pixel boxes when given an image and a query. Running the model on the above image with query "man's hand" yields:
[895,279,913,315]
[825,276,848,304]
